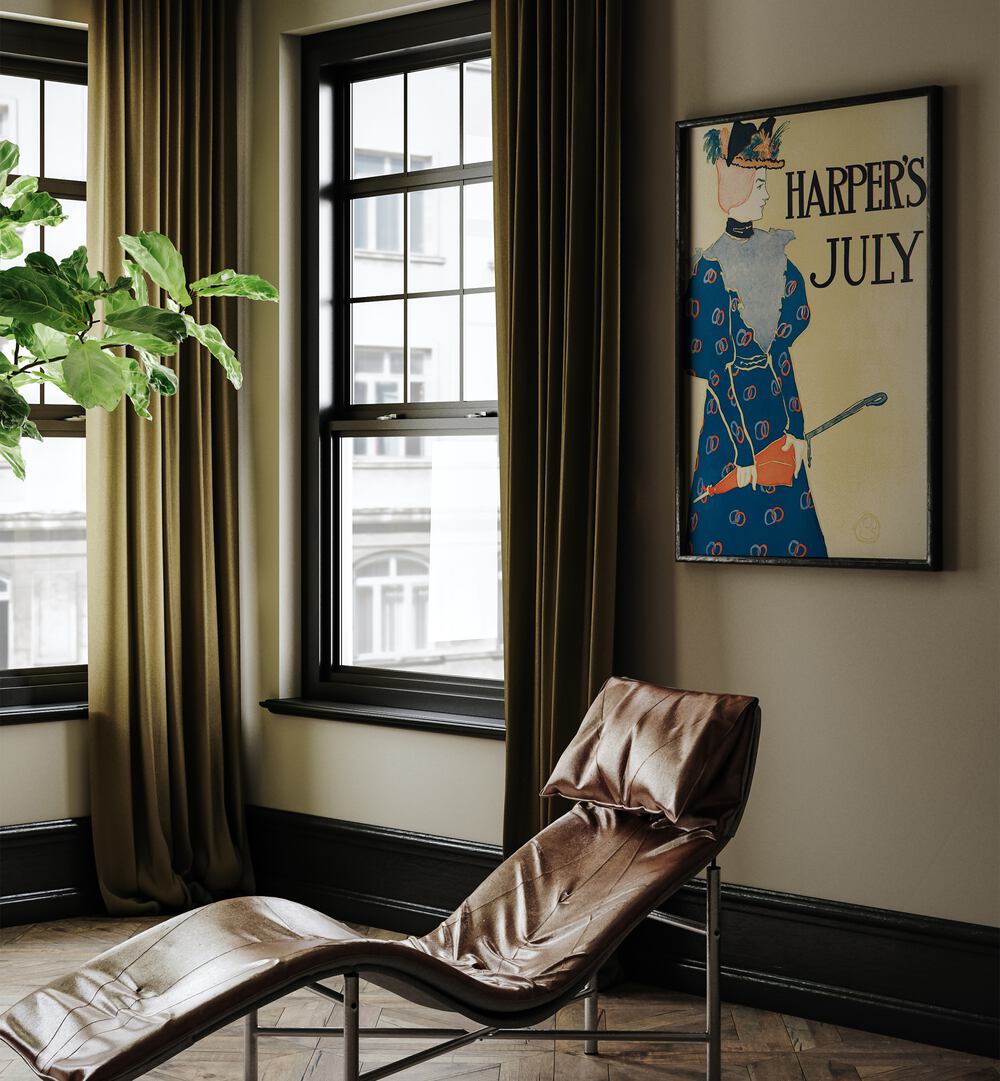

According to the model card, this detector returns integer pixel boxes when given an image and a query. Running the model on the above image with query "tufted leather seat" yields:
[0,678,759,1081]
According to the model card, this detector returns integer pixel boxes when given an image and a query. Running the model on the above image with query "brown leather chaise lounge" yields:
[0,677,760,1081]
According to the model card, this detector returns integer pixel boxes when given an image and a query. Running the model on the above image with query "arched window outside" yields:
[353,551,429,662]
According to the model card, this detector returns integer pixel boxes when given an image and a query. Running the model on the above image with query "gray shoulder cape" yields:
[700,228,795,354]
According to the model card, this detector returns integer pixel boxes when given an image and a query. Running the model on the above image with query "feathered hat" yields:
[704,117,787,170]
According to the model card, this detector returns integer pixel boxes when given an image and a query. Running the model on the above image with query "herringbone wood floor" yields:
[0,917,996,1081]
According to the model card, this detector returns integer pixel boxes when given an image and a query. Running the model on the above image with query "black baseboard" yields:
[0,818,101,926]
[628,877,999,1060]
[246,806,499,935]
[247,806,1000,1058]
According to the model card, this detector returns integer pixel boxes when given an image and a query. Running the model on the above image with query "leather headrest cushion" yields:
[541,677,758,827]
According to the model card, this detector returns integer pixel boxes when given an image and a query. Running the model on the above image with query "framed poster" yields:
[676,87,941,569]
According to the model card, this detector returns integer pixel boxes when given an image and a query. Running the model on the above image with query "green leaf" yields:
[0,379,30,430]
[125,358,152,419]
[2,175,37,200]
[0,441,25,480]
[24,251,61,276]
[58,247,91,290]
[104,285,138,323]
[189,268,278,302]
[7,320,41,350]
[184,316,241,388]
[0,223,22,260]
[105,304,187,342]
[100,274,132,295]
[0,141,18,192]
[10,190,65,227]
[100,328,178,356]
[0,267,90,332]
[21,418,42,441]
[0,352,11,373]
[62,339,128,410]
[13,321,68,361]
[148,360,178,396]
[123,258,149,306]
[118,231,191,306]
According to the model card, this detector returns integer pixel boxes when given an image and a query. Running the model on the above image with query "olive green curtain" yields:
[493,0,622,854]
[86,0,253,913]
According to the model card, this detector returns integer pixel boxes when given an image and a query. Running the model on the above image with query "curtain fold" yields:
[493,0,622,854]
[86,0,253,913]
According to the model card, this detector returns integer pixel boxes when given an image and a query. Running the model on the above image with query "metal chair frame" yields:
[243,863,723,1081]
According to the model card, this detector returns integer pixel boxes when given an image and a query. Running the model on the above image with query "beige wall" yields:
[243,0,506,846]
[249,0,998,922]
[0,1,89,827]
[5,0,995,928]
[0,720,89,823]
[618,0,999,926]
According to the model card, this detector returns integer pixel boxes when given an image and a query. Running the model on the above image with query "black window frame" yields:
[295,1,503,728]
[0,18,88,720]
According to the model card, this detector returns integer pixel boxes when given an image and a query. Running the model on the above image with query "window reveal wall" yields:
[243,1,507,846]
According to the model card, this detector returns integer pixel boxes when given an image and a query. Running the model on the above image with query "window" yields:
[0,20,88,714]
[301,2,501,720]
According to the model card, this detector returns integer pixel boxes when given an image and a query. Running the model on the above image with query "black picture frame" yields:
[675,86,941,570]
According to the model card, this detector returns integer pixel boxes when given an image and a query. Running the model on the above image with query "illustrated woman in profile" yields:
[685,117,827,560]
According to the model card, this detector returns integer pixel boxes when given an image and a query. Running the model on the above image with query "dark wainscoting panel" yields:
[0,818,101,926]
[631,877,1000,1059]
[245,806,501,935]
[247,806,999,1057]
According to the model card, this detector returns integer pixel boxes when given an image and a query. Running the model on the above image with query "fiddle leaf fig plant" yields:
[0,139,277,479]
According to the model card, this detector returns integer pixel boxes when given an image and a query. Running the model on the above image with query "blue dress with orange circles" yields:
[684,233,827,560]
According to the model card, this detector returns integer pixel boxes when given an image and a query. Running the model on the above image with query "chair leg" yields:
[343,974,359,1081]
[583,978,599,1055]
[706,863,721,1081]
[244,1009,258,1081]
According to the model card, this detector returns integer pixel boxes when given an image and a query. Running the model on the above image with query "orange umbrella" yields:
[697,435,797,500]
[693,392,887,503]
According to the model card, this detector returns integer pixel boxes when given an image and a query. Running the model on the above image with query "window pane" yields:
[44,383,77,405]
[463,59,492,164]
[43,198,86,263]
[352,301,403,404]
[408,295,459,401]
[352,76,403,179]
[43,81,87,180]
[463,180,494,288]
[463,292,497,400]
[339,433,501,679]
[0,438,87,670]
[352,194,403,297]
[408,186,459,292]
[408,65,459,172]
[0,75,41,176]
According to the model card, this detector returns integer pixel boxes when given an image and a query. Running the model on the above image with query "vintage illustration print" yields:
[677,89,939,568]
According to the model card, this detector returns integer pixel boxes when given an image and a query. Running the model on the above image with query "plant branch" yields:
[76,316,96,343]
[8,354,68,375]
